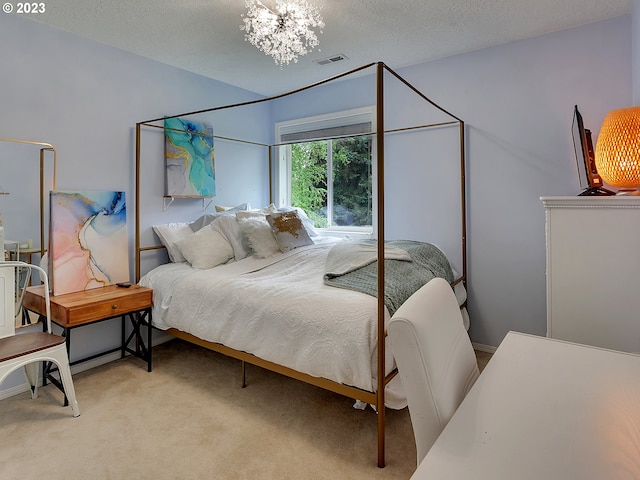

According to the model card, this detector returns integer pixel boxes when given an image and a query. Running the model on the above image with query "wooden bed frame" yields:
[134,62,466,468]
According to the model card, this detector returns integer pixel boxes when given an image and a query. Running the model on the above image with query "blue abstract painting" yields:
[50,190,129,295]
[164,117,216,197]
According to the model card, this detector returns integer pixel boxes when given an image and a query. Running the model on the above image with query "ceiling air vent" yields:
[314,54,349,66]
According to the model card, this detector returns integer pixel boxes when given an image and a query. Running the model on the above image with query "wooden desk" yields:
[23,284,153,372]
[411,332,640,480]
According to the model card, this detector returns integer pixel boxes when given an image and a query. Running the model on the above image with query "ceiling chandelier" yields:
[241,0,324,67]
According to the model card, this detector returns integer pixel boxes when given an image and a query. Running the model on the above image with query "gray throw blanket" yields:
[324,240,454,316]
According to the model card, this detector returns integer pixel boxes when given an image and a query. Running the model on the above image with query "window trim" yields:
[275,106,377,236]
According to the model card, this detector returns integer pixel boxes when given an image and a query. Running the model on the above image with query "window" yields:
[276,107,376,235]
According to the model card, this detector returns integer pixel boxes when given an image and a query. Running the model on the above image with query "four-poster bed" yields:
[134,62,466,468]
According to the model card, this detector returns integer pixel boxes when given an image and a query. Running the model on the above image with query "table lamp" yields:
[595,106,640,195]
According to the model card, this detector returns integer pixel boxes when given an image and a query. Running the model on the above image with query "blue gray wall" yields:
[269,15,632,349]
[404,17,632,348]
[0,10,634,394]
[0,13,270,391]
[634,0,640,104]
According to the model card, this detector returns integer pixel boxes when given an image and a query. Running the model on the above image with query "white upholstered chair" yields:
[388,277,478,466]
[0,261,80,417]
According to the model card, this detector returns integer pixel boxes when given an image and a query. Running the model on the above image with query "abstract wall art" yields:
[50,190,129,296]
[165,117,216,197]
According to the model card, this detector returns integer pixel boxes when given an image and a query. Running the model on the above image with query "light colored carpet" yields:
[0,340,419,480]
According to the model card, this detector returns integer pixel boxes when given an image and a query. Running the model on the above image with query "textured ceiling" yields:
[24,0,632,96]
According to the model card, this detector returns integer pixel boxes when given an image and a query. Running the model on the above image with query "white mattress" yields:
[139,241,468,409]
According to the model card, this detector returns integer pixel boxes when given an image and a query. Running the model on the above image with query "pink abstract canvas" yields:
[50,190,129,296]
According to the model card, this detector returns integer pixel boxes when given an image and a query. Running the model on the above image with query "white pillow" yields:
[210,215,251,261]
[189,202,249,232]
[152,223,193,262]
[174,224,234,269]
[235,203,278,221]
[238,216,280,258]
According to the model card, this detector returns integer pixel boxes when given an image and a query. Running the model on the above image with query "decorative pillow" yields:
[189,214,217,232]
[277,206,318,237]
[174,224,234,269]
[235,203,278,221]
[210,215,252,260]
[258,203,277,212]
[267,210,314,252]
[215,202,252,212]
[152,222,194,263]
[238,216,280,258]
[189,203,249,232]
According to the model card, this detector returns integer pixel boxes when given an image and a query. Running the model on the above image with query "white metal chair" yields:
[0,261,80,416]
[388,277,478,466]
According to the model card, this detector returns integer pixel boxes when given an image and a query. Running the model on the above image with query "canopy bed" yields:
[134,62,466,468]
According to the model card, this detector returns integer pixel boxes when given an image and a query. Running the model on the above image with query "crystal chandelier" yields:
[241,0,324,67]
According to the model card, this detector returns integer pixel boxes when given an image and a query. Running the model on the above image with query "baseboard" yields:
[472,342,497,354]
[0,331,174,400]
[0,383,32,400]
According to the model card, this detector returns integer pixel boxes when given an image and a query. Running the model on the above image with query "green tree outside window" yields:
[291,136,372,228]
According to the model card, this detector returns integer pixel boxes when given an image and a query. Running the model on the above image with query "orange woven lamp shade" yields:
[595,106,640,189]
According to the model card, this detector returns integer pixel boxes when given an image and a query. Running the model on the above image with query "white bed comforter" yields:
[140,241,409,408]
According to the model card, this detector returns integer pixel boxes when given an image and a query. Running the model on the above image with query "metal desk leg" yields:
[121,314,126,359]
[123,308,153,372]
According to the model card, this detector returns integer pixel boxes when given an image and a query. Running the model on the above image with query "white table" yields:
[411,331,640,480]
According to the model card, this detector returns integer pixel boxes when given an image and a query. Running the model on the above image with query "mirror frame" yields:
[0,137,57,327]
